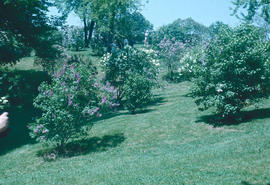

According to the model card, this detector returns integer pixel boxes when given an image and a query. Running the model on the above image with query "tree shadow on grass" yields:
[181,92,193,98]
[0,105,39,156]
[0,70,49,156]
[196,108,270,127]
[148,95,167,107]
[241,181,270,185]
[126,95,167,115]
[241,181,254,185]
[37,133,125,161]
[131,109,157,115]
[91,95,166,120]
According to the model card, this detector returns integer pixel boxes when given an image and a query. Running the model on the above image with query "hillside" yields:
[1,81,270,184]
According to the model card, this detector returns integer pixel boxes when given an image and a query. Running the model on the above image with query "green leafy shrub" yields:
[123,73,154,114]
[192,24,270,120]
[100,46,159,113]
[0,70,50,106]
[158,37,185,81]
[28,61,119,148]
[69,27,84,51]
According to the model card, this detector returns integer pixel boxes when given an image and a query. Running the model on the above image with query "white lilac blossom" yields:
[216,84,224,93]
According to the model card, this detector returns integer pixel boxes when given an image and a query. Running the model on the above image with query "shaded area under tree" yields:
[197,108,270,127]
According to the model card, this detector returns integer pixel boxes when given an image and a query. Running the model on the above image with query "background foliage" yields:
[192,24,270,120]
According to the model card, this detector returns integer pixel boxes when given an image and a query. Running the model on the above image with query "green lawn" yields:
[1,79,270,184]
[10,57,43,71]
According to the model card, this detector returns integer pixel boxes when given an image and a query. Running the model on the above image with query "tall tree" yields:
[152,18,210,46]
[232,0,270,23]
[55,0,95,47]
[115,12,153,46]
[91,0,142,51]
[208,21,231,39]
[0,0,57,65]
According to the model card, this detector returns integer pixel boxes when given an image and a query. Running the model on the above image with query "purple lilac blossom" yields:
[94,82,99,88]
[70,65,75,71]
[77,76,81,83]
[68,100,73,106]
[37,124,43,129]
[42,129,49,134]
[49,90,53,96]
[106,81,111,86]
[88,109,92,114]
[93,107,99,114]
[101,97,107,104]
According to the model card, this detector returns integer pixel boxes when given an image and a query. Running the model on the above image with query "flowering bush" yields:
[0,96,8,111]
[191,25,270,120]
[176,46,205,81]
[29,62,119,148]
[60,26,84,51]
[139,48,161,67]
[100,46,159,113]
[158,37,185,81]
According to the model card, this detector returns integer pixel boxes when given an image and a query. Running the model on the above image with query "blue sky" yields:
[52,0,240,28]
[142,0,240,28]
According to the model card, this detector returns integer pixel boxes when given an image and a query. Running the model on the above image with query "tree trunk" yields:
[83,16,89,48]
[168,64,173,81]
[107,10,116,53]
[88,20,95,47]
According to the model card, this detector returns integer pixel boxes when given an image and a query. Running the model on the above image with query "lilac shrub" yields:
[100,46,159,113]
[176,46,205,81]
[192,25,270,120]
[159,37,185,81]
[28,62,119,148]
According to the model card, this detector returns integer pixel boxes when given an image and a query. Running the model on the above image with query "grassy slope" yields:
[1,80,270,184]
[10,57,43,71]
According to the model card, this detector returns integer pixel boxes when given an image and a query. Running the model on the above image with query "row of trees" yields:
[1,0,267,66]
[54,0,152,51]
[0,0,152,66]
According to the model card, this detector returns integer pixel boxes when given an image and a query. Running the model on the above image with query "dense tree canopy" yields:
[55,0,147,51]
[91,0,142,51]
[0,0,57,65]
[152,18,210,46]
[232,0,270,23]
[208,21,231,39]
[106,11,153,47]
[54,0,95,47]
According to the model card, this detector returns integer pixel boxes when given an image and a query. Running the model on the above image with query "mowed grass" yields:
[9,57,43,71]
[1,81,270,184]
[1,54,270,184]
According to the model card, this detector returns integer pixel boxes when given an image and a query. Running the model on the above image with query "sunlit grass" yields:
[1,80,270,184]
[7,57,43,71]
